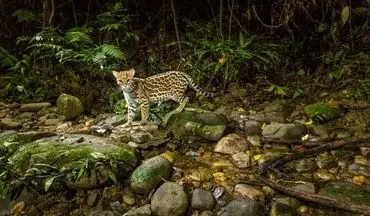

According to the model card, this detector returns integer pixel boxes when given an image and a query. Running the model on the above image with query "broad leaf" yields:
[341,6,350,25]
[45,176,57,192]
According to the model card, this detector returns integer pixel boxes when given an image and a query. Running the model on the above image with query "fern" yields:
[101,44,126,60]
[66,27,93,45]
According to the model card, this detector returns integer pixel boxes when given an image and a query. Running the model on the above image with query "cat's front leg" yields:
[122,103,136,127]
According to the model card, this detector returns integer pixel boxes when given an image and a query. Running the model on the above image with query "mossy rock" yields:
[304,102,341,123]
[7,134,137,190]
[319,181,370,206]
[167,110,227,142]
[57,93,83,120]
[130,155,171,195]
[0,131,56,156]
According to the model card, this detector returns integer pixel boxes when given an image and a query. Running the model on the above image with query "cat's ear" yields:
[128,69,135,78]
[112,70,119,78]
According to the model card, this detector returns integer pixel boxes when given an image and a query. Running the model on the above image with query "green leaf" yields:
[108,169,118,184]
[341,6,350,25]
[45,176,57,192]
[90,152,106,159]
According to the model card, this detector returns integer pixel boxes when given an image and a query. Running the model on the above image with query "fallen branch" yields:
[259,135,370,214]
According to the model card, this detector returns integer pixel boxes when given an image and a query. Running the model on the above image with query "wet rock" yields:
[130,155,172,195]
[243,120,262,135]
[91,113,125,134]
[214,134,249,155]
[230,152,251,169]
[314,169,335,181]
[57,93,83,120]
[292,158,317,173]
[262,123,306,141]
[19,102,51,112]
[304,102,341,123]
[0,118,21,129]
[219,198,264,216]
[318,181,370,206]
[348,163,370,177]
[270,196,301,216]
[234,184,265,202]
[191,188,216,211]
[167,110,227,142]
[123,204,151,216]
[150,182,189,216]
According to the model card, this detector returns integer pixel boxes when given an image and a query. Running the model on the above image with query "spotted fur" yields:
[112,69,214,125]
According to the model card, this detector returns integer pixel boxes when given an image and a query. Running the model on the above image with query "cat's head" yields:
[112,69,135,91]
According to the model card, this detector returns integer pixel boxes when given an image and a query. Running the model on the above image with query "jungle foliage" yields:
[0,0,369,104]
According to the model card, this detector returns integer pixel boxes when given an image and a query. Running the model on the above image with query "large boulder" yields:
[167,109,227,142]
[150,182,189,216]
[3,133,137,190]
[57,93,83,120]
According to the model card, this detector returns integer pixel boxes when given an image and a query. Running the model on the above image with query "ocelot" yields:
[112,69,214,126]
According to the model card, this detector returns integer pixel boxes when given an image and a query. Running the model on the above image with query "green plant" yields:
[265,83,290,98]
[189,33,280,87]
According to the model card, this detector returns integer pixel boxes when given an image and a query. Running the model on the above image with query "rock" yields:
[304,102,341,123]
[167,110,227,142]
[122,187,136,206]
[318,181,370,206]
[19,102,51,112]
[124,204,151,216]
[219,198,264,216]
[270,196,301,216]
[214,134,249,155]
[0,118,21,129]
[247,135,261,147]
[150,182,189,216]
[44,118,62,126]
[243,120,262,135]
[57,93,83,120]
[234,184,265,202]
[130,155,172,195]
[87,190,100,206]
[230,152,251,169]
[191,189,216,211]
[262,123,306,141]
[316,152,337,169]
[291,182,316,194]
[293,158,317,173]
[6,134,137,190]
[17,112,35,119]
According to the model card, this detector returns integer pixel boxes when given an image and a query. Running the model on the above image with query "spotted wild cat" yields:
[112,69,214,126]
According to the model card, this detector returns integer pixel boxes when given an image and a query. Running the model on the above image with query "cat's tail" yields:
[183,73,216,97]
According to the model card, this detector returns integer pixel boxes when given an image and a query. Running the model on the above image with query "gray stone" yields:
[0,118,21,129]
[57,93,83,120]
[214,134,249,155]
[262,123,306,141]
[123,204,151,216]
[19,102,51,112]
[219,198,264,216]
[87,190,100,206]
[130,155,172,195]
[191,189,216,211]
[150,182,189,216]
[243,120,262,135]
[230,152,251,169]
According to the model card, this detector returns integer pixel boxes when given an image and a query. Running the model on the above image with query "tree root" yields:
[259,135,370,214]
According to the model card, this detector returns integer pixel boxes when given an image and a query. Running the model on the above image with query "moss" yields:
[304,102,341,122]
